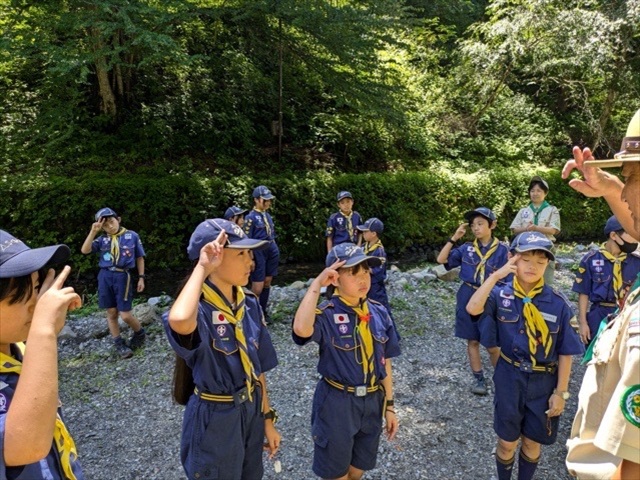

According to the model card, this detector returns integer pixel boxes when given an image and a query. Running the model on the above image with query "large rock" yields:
[289,281,306,290]
[432,264,460,282]
[130,303,159,327]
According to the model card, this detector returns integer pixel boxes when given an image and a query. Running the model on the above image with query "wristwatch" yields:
[264,407,279,424]
[554,389,570,400]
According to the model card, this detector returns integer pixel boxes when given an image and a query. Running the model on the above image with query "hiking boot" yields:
[471,377,488,396]
[129,328,146,350]
[113,337,133,359]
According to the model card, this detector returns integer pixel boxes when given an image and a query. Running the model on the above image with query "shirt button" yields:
[519,330,524,334]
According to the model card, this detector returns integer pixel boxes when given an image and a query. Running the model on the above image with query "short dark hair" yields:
[324,262,371,299]
[0,268,46,305]
[528,180,549,193]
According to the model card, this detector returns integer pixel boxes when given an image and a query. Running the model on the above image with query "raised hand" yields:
[199,230,227,273]
[314,259,346,287]
[452,223,467,241]
[91,217,106,234]
[33,266,82,335]
[562,146,624,198]
[493,254,520,281]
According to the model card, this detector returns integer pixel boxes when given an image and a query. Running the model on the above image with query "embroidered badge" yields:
[522,210,531,219]
[541,312,557,324]
[502,299,511,308]
[592,259,604,267]
[620,385,640,428]
[338,324,348,334]
[216,325,227,336]
[467,246,475,252]
[575,278,583,283]
[334,314,350,324]
[124,233,132,239]
[578,267,586,274]
[212,312,230,324]
[500,290,515,299]
[0,393,6,413]
[595,266,603,273]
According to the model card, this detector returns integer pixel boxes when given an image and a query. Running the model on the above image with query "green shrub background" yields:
[0,165,612,273]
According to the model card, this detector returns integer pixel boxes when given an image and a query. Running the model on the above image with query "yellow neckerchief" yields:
[109,227,127,266]
[340,210,354,242]
[472,237,499,284]
[0,344,78,480]
[512,277,552,366]
[253,207,271,237]
[201,282,258,400]
[338,296,376,387]
[600,247,627,302]
[364,240,383,255]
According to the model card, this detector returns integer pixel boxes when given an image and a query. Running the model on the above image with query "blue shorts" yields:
[587,304,615,339]
[455,284,496,346]
[250,242,279,282]
[493,359,559,445]
[98,269,134,312]
[311,380,384,479]
[180,391,264,480]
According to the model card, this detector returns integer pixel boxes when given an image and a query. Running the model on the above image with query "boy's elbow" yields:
[292,318,312,338]
[4,438,52,467]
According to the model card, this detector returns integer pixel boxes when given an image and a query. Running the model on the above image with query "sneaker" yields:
[113,337,133,359]
[129,328,146,350]
[471,377,488,396]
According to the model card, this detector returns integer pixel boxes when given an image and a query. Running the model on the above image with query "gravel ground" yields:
[58,262,586,480]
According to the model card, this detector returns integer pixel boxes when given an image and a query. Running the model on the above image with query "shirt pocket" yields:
[592,273,612,297]
[331,335,357,351]
[497,311,519,324]
[212,337,238,355]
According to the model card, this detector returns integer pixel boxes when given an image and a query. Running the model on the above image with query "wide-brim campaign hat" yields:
[326,243,382,268]
[584,108,640,168]
[0,230,71,278]
[464,207,496,224]
[187,219,268,260]
[356,217,384,233]
[510,232,555,261]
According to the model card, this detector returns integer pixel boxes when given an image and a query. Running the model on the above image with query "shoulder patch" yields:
[317,300,334,311]
[620,385,640,428]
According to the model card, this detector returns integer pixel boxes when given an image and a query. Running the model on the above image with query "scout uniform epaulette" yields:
[551,288,576,311]
[242,287,258,298]
[315,299,335,315]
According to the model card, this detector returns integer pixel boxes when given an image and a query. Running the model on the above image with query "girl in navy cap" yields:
[467,232,584,480]
[293,243,400,480]
[223,205,248,228]
[437,207,510,396]
[163,219,280,480]
[572,215,640,345]
[0,230,84,479]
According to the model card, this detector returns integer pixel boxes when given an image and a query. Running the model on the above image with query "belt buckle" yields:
[234,386,249,405]
[354,386,367,397]
[519,361,533,373]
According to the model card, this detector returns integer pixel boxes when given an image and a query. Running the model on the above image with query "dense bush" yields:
[0,164,613,273]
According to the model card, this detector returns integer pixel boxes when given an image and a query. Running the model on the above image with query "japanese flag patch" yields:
[334,313,350,324]
[592,259,605,267]
[620,385,640,428]
[212,312,230,324]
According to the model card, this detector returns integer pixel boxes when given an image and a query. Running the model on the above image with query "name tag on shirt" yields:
[541,312,557,324]
[212,311,230,324]
[334,314,350,324]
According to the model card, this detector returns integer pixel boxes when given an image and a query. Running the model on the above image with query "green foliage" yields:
[0,165,614,274]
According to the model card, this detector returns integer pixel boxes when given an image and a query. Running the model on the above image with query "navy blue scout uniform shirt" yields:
[364,241,389,305]
[91,230,145,269]
[572,250,640,304]
[326,211,362,246]
[0,345,85,480]
[480,282,584,364]
[163,281,278,393]
[292,297,401,385]
[244,209,276,242]
[445,240,510,285]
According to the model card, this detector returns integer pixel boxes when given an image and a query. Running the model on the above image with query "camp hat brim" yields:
[226,238,270,250]
[582,159,625,168]
[336,255,382,269]
[512,244,555,262]
[0,244,71,278]
[463,210,494,223]
[356,225,369,232]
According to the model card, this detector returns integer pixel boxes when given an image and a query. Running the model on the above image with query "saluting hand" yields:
[33,266,82,335]
[199,230,227,273]
[563,146,623,198]
[452,223,467,241]
[493,254,520,281]
[314,260,346,287]
[91,217,105,234]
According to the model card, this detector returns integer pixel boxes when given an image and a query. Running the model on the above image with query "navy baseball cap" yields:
[223,206,248,220]
[510,232,555,261]
[604,215,624,235]
[95,207,118,221]
[356,217,384,233]
[337,191,353,201]
[252,186,275,200]
[325,243,382,268]
[187,219,268,260]
[529,176,549,193]
[464,207,496,224]
[0,230,71,278]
